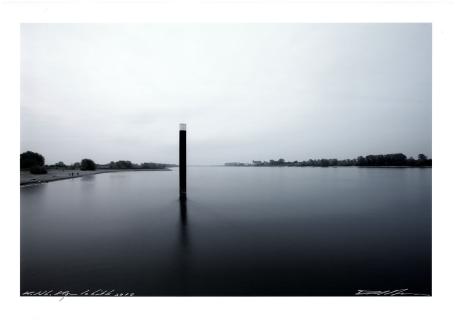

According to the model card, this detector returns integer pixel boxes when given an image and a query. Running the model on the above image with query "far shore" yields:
[20,168,171,186]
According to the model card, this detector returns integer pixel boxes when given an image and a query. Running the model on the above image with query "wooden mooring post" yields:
[179,123,187,200]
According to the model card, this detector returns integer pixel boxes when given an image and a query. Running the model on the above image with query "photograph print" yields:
[20,23,431,297]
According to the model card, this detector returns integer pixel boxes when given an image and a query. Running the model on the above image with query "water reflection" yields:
[81,174,95,181]
[180,199,188,227]
[20,168,432,295]
[178,199,190,293]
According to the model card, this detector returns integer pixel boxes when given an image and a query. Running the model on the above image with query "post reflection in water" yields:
[178,198,190,293]
[180,199,188,229]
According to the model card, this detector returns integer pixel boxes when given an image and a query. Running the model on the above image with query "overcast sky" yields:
[21,24,431,165]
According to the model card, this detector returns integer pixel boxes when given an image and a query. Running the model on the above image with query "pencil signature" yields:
[355,289,429,296]
[22,289,135,301]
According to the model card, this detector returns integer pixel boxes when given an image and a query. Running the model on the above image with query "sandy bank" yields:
[20,168,171,186]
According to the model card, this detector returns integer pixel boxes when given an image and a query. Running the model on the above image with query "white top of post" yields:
[180,123,187,131]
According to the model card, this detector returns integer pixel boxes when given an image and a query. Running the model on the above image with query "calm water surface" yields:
[21,167,431,296]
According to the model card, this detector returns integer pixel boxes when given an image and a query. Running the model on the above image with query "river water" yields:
[21,167,431,296]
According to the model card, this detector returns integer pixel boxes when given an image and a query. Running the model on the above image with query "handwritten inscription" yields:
[355,289,429,296]
[22,289,135,300]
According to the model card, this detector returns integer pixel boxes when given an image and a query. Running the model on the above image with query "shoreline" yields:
[20,168,171,186]
[223,165,432,168]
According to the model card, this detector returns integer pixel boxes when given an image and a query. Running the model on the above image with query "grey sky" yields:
[21,24,431,165]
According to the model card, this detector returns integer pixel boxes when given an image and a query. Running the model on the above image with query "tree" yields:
[141,162,166,169]
[389,153,407,166]
[20,151,45,169]
[81,158,96,170]
[357,156,366,166]
[72,162,81,170]
[320,159,330,167]
[407,157,417,166]
[418,154,428,161]
[55,161,66,168]
[417,154,430,166]
[109,160,134,169]
[30,165,47,174]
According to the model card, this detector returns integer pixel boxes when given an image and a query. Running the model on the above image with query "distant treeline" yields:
[225,153,432,167]
[98,160,172,170]
[50,160,175,170]
[20,150,175,174]
[20,152,100,173]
